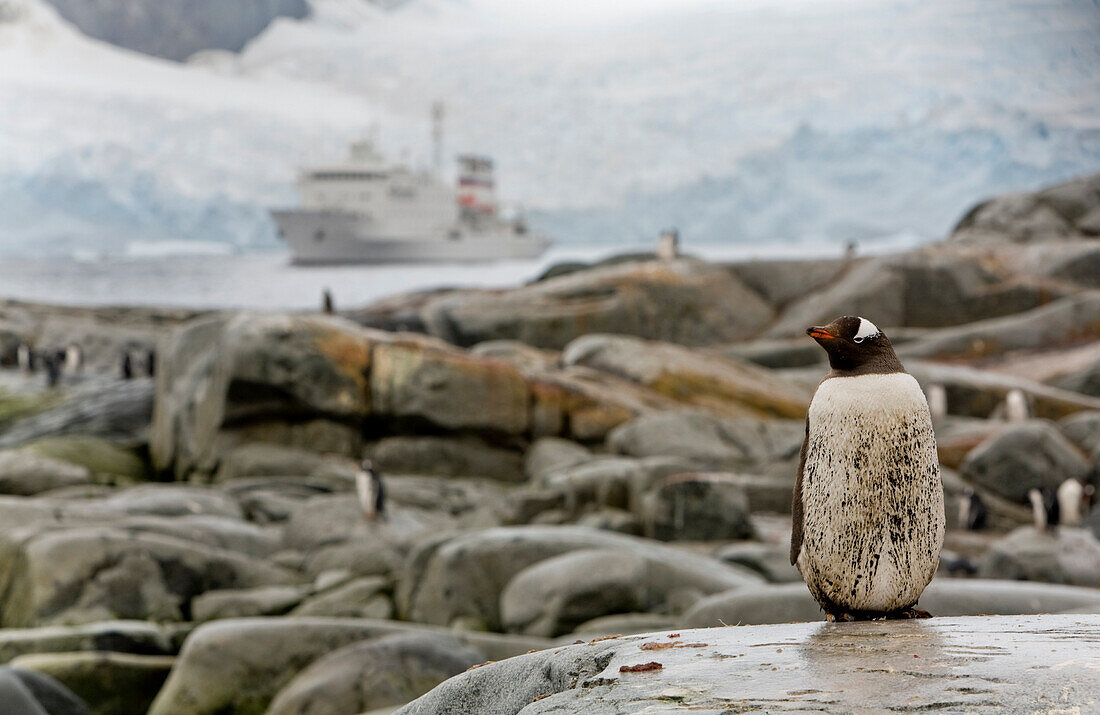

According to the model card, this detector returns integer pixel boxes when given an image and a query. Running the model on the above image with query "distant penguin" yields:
[1057,479,1088,527]
[16,344,32,374]
[940,551,979,577]
[121,352,133,380]
[355,459,385,522]
[792,316,944,621]
[1028,486,1059,531]
[145,349,156,377]
[1004,389,1030,422]
[958,488,987,531]
[926,384,947,419]
[44,354,61,388]
[322,289,335,315]
[64,344,82,374]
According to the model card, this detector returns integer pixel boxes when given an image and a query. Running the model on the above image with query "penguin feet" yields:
[888,607,933,620]
[825,612,857,623]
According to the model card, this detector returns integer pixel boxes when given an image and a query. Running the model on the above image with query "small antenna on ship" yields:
[431,101,445,175]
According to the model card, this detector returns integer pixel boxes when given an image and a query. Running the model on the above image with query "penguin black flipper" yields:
[790,416,809,565]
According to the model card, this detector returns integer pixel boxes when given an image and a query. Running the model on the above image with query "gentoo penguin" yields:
[1004,389,1030,422]
[121,352,133,380]
[925,384,947,420]
[958,488,987,531]
[322,289,335,315]
[16,344,32,374]
[44,354,61,388]
[64,343,82,374]
[355,459,385,522]
[1056,478,1091,528]
[1028,486,1059,531]
[791,316,944,621]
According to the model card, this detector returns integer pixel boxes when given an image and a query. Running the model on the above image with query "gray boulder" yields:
[645,473,754,541]
[399,526,762,631]
[764,258,905,338]
[290,576,393,619]
[499,547,757,637]
[607,410,803,470]
[899,291,1100,361]
[1060,410,1100,464]
[151,314,376,480]
[212,443,349,482]
[569,613,679,639]
[147,618,550,715]
[192,586,305,622]
[952,172,1100,243]
[536,456,697,514]
[523,438,592,481]
[10,652,173,715]
[979,526,1100,586]
[88,484,243,519]
[0,381,154,450]
[960,420,1092,501]
[370,435,525,482]
[417,258,774,349]
[561,334,811,419]
[266,633,484,715]
[1054,357,1100,398]
[0,621,174,664]
[714,542,802,583]
[574,508,643,535]
[0,451,92,496]
[0,665,90,715]
[725,256,851,309]
[0,527,299,627]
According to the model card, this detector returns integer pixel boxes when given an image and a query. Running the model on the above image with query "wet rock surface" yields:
[398,615,1100,715]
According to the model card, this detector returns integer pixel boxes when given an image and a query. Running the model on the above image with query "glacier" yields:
[1,0,1099,256]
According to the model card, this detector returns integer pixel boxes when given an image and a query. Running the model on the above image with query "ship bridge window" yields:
[310,171,387,181]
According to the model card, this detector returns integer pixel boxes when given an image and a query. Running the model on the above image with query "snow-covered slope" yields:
[1,0,1099,256]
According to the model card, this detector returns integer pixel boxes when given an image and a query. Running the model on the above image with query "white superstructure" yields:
[273,132,551,265]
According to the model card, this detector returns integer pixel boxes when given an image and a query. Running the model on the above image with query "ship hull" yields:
[273,210,551,265]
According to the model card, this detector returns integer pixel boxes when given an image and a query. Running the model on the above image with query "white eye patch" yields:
[853,317,881,343]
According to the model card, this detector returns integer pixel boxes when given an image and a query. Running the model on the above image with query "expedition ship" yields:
[272,113,551,264]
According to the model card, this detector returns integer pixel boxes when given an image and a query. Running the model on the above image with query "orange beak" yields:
[807,327,836,341]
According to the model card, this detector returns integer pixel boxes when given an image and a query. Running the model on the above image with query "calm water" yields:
[0,240,911,311]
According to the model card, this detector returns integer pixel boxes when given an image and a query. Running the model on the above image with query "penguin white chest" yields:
[798,373,944,613]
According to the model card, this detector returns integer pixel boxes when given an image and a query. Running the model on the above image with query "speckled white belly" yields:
[798,372,944,612]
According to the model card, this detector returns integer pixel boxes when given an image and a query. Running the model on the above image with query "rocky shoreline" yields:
[0,174,1098,713]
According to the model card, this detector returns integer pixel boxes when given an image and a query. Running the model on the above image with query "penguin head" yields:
[806,315,903,374]
[360,458,375,474]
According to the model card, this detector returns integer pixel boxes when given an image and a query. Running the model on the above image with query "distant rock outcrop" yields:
[41,0,309,61]
[951,172,1100,244]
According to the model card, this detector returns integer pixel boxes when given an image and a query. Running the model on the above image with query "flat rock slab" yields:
[398,614,1100,714]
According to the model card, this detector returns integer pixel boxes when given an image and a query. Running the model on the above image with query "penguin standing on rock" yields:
[791,316,945,622]
[17,344,33,374]
[958,488,987,531]
[1056,478,1093,528]
[355,459,386,522]
[1029,486,1060,531]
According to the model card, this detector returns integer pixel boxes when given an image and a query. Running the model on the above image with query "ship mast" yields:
[431,101,445,175]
